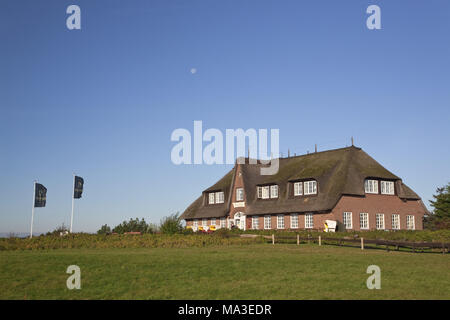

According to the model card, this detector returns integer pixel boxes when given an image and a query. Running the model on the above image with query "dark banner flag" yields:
[34,183,47,207]
[74,176,84,199]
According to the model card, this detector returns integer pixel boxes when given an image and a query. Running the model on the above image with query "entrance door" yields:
[234,212,246,230]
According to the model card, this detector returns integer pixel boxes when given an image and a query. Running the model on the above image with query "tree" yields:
[112,218,150,234]
[97,224,111,235]
[159,213,183,235]
[46,223,69,236]
[425,182,450,230]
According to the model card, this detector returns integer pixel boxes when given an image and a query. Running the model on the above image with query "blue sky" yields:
[0,0,449,234]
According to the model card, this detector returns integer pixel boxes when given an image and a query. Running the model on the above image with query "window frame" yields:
[376,213,385,230]
[236,188,244,201]
[290,213,299,229]
[261,186,270,199]
[270,185,279,198]
[305,213,314,229]
[252,216,259,230]
[365,179,379,194]
[220,217,226,228]
[381,181,395,195]
[193,219,198,228]
[293,182,303,196]
[208,193,215,204]
[360,212,369,230]
[277,214,285,229]
[264,215,271,229]
[215,191,224,204]
[343,212,353,229]
[211,218,216,226]
[391,214,400,230]
[406,215,415,230]
[304,181,317,195]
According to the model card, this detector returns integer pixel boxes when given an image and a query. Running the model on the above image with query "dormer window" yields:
[380,181,395,195]
[257,184,278,199]
[304,181,317,195]
[208,193,215,204]
[294,182,303,196]
[293,180,317,196]
[208,191,224,204]
[270,185,278,198]
[364,179,378,194]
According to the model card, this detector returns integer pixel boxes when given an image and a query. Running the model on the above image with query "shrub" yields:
[159,213,183,235]
[112,218,150,234]
[97,224,111,235]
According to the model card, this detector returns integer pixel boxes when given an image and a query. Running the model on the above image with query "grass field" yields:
[1,244,449,299]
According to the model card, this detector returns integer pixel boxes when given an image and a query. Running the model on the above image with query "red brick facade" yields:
[186,194,426,231]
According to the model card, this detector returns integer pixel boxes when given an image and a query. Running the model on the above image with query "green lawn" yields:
[0,244,449,299]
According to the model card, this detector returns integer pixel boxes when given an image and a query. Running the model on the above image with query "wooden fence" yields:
[242,234,449,254]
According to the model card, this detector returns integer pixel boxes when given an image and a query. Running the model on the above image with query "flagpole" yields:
[70,173,75,233]
[30,181,36,239]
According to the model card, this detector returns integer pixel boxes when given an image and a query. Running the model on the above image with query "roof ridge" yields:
[240,145,361,164]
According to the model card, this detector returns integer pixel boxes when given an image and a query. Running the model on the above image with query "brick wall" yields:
[330,194,426,230]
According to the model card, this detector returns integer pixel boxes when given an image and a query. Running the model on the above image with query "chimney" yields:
[288,149,290,157]
[315,144,317,153]
[351,137,354,146]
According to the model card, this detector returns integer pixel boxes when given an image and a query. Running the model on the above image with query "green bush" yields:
[159,213,183,235]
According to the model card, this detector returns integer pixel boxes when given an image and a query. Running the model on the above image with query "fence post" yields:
[319,235,321,246]
[272,234,275,245]
[361,237,364,250]
[297,234,299,246]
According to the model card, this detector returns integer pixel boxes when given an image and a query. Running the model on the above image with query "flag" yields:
[34,183,47,207]
[74,176,84,199]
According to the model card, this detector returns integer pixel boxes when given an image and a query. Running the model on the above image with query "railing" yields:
[242,234,449,254]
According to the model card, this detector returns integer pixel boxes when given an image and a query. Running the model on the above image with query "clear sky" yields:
[1,0,449,234]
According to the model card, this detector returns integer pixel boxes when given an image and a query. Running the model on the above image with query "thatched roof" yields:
[180,146,421,220]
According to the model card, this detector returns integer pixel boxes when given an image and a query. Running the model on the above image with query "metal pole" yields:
[70,174,75,233]
[30,181,36,238]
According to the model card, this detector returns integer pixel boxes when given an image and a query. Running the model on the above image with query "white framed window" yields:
[376,213,385,230]
[202,219,208,227]
[252,216,259,230]
[236,188,244,201]
[381,181,395,195]
[343,212,353,229]
[257,186,262,198]
[305,213,313,229]
[262,186,270,199]
[211,218,216,226]
[270,185,278,198]
[406,215,415,230]
[391,214,400,230]
[193,219,198,228]
[290,214,299,229]
[365,179,379,194]
[294,182,303,196]
[277,215,285,229]
[264,215,271,229]
[208,193,215,204]
[304,181,317,195]
[220,217,226,228]
[360,213,369,230]
[215,191,224,204]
